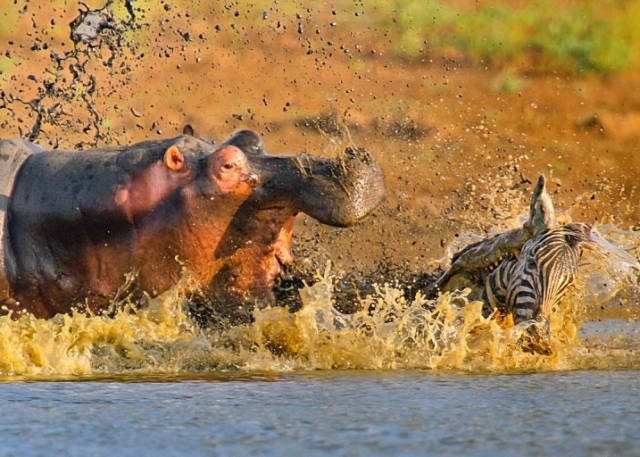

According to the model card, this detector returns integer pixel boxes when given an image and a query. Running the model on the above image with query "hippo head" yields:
[114,136,258,224]
[187,129,385,323]
[109,130,384,323]
[222,129,385,226]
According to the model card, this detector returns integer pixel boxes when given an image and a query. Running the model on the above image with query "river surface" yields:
[0,270,639,457]
[1,369,638,457]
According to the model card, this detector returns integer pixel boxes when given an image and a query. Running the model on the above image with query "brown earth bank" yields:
[0,0,639,311]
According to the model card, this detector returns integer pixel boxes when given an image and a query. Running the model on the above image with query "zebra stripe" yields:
[484,223,590,323]
[484,258,516,314]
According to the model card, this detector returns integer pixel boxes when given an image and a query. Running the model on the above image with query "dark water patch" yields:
[375,116,431,141]
[294,111,359,138]
[273,262,441,315]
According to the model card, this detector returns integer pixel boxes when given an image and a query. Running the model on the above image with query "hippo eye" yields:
[222,163,234,170]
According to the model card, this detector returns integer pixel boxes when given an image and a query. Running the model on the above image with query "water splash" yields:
[0,250,638,380]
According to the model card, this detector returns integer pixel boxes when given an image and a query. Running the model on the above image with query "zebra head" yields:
[508,222,596,324]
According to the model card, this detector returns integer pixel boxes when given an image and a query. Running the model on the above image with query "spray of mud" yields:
[0,241,638,380]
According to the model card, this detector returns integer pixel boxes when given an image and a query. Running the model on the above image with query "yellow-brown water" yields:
[1,254,639,457]
[1,232,638,380]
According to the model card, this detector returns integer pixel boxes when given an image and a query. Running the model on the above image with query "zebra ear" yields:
[526,174,556,236]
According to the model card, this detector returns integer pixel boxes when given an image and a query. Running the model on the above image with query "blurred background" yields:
[0,0,639,277]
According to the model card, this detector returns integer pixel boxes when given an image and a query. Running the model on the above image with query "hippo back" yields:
[0,139,43,299]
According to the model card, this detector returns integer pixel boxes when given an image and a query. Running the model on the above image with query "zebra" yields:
[425,174,556,299]
[426,175,601,354]
[483,223,595,325]
[426,175,640,353]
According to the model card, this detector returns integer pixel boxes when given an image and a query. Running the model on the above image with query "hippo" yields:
[0,130,385,321]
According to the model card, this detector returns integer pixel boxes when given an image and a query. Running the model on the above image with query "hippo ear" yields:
[183,124,195,136]
[164,145,185,171]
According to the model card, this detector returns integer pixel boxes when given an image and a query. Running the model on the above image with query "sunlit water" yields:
[2,370,638,457]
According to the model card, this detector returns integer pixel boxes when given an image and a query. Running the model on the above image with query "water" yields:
[1,370,637,457]
[0,280,637,457]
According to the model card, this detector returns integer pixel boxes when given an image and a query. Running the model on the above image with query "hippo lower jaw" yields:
[262,250,291,291]
[260,214,295,286]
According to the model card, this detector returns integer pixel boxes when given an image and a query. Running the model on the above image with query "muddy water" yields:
[0,224,638,455]
[0,289,638,378]
[0,229,638,378]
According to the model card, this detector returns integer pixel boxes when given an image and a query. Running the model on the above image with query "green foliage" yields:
[0,57,13,75]
[533,7,630,73]
[363,0,640,74]
[492,70,524,93]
